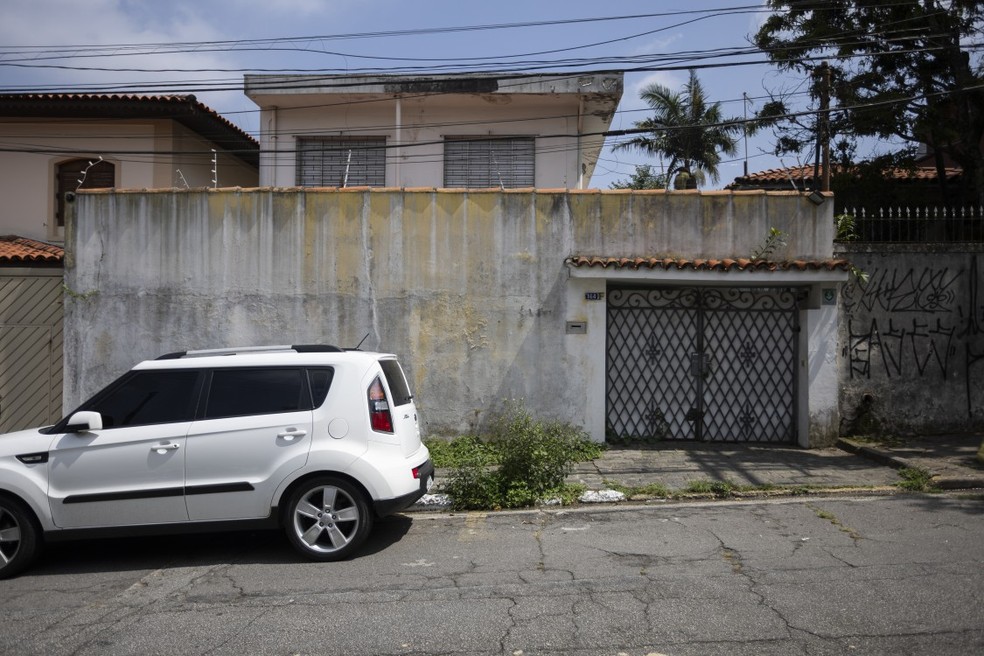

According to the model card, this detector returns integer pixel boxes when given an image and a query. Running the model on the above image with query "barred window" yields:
[443,137,534,188]
[57,158,115,227]
[296,137,386,187]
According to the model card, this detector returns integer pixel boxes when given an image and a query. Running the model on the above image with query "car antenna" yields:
[354,332,370,350]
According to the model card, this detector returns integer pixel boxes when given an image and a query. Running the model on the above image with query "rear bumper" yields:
[373,459,434,516]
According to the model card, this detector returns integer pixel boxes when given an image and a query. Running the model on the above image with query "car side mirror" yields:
[65,411,103,433]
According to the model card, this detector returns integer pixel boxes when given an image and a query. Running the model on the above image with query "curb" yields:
[835,438,909,469]
[837,438,984,491]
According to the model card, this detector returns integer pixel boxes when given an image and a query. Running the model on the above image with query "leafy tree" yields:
[609,164,668,190]
[754,0,984,206]
[615,70,742,188]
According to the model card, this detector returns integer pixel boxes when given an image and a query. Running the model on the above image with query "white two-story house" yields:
[244,73,623,189]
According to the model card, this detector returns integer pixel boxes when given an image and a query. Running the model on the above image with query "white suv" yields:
[0,345,432,578]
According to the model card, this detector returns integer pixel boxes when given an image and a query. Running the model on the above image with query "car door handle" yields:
[152,443,181,454]
[277,428,308,441]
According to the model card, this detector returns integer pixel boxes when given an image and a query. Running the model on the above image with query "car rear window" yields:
[379,360,413,406]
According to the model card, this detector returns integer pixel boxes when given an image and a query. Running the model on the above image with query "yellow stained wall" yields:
[65,188,836,436]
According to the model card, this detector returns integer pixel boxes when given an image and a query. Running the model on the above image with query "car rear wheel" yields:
[0,497,39,579]
[284,477,372,561]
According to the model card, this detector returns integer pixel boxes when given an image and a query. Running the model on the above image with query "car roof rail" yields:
[155,344,345,360]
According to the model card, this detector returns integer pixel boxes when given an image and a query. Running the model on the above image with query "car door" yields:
[184,367,315,521]
[47,369,201,529]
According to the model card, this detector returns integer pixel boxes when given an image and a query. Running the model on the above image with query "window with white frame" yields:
[443,137,534,188]
[296,137,386,187]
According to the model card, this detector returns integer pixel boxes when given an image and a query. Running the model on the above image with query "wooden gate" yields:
[0,270,63,433]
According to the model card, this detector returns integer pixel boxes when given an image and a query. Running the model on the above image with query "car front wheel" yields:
[284,477,372,561]
[0,496,40,579]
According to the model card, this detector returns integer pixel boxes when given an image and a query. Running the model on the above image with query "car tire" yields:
[0,496,40,579]
[284,476,373,561]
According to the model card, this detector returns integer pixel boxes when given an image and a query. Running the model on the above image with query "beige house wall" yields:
[64,188,845,444]
[248,74,621,189]
[0,120,257,243]
[259,97,592,189]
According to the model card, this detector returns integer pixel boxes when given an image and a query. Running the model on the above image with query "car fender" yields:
[270,445,365,508]
[0,460,56,532]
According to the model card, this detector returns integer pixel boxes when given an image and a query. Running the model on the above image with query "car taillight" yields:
[367,376,394,433]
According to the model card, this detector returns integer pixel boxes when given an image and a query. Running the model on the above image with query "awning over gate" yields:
[566,255,851,285]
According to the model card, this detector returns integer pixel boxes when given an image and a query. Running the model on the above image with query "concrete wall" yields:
[64,188,840,440]
[837,243,984,434]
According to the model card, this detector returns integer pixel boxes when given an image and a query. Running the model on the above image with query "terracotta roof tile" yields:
[0,93,258,167]
[731,163,962,187]
[0,236,64,264]
[566,255,851,272]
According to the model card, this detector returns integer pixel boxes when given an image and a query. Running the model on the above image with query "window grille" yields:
[296,137,386,187]
[443,137,534,188]
[56,159,115,227]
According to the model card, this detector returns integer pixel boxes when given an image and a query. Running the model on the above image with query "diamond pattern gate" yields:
[606,287,803,443]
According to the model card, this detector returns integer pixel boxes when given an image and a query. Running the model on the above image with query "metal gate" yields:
[606,286,803,443]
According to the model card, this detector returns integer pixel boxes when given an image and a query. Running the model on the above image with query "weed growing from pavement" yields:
[429,401,603,510]
[808,503,862,540]
[602,480,673,498]
[896,467,939,492]
[684,479,739,497]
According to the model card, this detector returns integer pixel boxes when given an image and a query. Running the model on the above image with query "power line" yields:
[3,81,978,162]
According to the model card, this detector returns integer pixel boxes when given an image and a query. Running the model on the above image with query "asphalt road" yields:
[3,494,983,656]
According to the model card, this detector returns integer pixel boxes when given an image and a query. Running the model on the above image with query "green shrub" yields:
[897,467,938,492]
[424,434,496,469]
[441,401,597,510]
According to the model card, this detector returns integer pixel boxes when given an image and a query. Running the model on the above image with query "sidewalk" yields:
[421,433,984,508]
[568,433,984,494]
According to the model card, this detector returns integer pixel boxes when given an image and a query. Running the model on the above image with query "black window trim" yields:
[48,365,338,433]
[49,369,206,433]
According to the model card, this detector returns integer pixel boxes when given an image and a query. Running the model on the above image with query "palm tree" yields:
[616,70,742,188]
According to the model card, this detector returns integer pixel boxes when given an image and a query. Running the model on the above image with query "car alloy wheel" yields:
[0,497,39,579]
[285,477,372,561]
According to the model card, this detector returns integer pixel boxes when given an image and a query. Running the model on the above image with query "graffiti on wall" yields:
[845,267,963,314]
[842,256,984,418]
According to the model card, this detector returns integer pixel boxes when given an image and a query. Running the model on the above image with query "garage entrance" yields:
[606,286,804,443]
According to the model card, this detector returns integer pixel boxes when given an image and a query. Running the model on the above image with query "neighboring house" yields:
[0,236,64,432]
[244,73,623,189]
[728,163,965,213]
[0,93,260,243]
[729,163,983,434]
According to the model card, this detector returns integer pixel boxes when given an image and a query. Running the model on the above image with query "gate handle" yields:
[690,353,711,378]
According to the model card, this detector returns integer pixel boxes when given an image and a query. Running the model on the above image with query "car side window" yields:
[307,368,335,408]
[86,370,201,428]
[205,368,307,419]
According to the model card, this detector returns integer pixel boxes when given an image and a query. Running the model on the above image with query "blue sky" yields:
[0,0,904,188]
